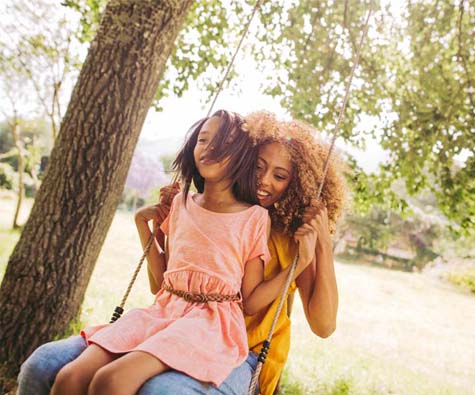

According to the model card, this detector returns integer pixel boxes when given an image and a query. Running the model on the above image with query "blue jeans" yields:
[17,336,258,395]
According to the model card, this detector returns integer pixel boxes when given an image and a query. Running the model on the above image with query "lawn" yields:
[1,194,474,394]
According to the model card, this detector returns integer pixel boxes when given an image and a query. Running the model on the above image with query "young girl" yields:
[50,110,317,395]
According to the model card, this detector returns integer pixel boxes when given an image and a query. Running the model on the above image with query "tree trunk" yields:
[0,0,193,381]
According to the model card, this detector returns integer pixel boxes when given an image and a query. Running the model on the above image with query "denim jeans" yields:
[17,335,258,395]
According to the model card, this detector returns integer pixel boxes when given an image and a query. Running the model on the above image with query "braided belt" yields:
[162,283,241,304]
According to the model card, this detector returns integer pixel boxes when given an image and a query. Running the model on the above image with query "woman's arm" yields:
[296,203,338,338]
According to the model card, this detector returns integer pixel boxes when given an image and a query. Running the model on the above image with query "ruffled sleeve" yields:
[160,192,181,236]
[246,208,271,266]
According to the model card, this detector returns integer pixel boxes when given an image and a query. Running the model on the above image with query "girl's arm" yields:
[241,219,318,316]
[136,182,180,294]
[296,203,338,338]
[134,203,169,294]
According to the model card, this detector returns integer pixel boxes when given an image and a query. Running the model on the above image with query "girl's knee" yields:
[88,365,123,395]
[51,364,88,395]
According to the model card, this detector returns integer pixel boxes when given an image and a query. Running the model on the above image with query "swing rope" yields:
[109,225,157,322]
[207,0,262,117]
[247,6,373,395]
[110,0,263,323]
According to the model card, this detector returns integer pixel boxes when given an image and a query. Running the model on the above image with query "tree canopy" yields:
[58,0,474,233]
[249,0,474,233]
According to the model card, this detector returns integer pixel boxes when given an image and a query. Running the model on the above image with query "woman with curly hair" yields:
[17,111,346,395]
[244,111,345,395]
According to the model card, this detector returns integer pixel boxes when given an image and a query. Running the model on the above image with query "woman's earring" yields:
[273,202,279,209]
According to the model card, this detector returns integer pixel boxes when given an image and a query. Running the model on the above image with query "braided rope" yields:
[206,0,262,117]
[247,7,373,395]
[247,250,299,393]
[109,226,159,323]
[316,9,372,199]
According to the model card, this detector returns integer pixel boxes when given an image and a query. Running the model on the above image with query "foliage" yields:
[336,183,448,270]
[0,118,51,195]
[249,0,475,234]
[378,1,475,235]
[61,0,105,43]
[154,0,239,106]
[0,122,14,153]
[434,232,475,260]
[344,156,408,214]
[329,378,352,395]
[0,163,14,189]
[5,0,475,234]
[62,0,243,108]
[0,0,83,139]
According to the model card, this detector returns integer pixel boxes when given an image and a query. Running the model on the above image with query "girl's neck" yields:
[195,180,248,213]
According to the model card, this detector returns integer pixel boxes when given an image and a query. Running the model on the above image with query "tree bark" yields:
[0,0,193,381]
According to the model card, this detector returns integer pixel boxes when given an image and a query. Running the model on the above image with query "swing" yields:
[108,2,373,394]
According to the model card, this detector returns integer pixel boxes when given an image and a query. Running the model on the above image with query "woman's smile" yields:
[256,188,272,206]
[256,142,293,208]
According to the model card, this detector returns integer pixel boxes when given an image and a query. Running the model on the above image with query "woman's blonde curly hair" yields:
[244,111,346,236]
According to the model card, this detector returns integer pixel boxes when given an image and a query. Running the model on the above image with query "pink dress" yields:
[81,192,270,386]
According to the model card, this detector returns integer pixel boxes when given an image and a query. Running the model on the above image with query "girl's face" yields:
[193,116,230,181]
[256,142,293,208]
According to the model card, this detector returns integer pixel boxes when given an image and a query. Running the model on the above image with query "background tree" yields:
[379,0,475,234]
[0,55,30,229]
[0,0,82,140]
[0,0,193,383]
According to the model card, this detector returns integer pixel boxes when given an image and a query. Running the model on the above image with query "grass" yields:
[0,227,20,279]
[446,270,475,293]
[1,192,475,394]
[280,263,475,394]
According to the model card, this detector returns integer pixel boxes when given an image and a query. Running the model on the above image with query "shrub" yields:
[0,163,14,189]
[447,271,475,293]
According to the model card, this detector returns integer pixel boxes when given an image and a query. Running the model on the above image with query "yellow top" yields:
[245,230,298,395]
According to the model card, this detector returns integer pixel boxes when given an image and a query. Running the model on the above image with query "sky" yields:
[139,66,390,174]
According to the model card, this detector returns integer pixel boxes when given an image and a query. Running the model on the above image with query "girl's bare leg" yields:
[51,344,116,395]
[88,351,169,395]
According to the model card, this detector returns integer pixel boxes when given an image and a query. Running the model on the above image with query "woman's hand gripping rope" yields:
[294,199,331,273]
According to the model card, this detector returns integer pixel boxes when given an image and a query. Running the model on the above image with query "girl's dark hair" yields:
[173,110,258,205]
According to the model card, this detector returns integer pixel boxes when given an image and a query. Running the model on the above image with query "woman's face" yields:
[256,142,293,208]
